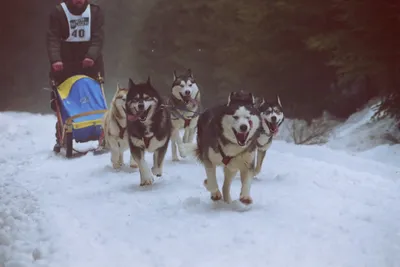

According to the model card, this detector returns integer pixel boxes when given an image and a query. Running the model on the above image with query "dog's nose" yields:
[138,102,145,110]
[239,124,248,132]
[271,116,277,123]
[185,90,191,96]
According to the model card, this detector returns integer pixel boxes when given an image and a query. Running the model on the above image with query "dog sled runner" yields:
[51,73,108,158]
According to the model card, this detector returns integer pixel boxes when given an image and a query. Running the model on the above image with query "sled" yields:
[51,73,109,158]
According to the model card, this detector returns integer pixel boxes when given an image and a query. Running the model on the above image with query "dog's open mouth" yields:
[128,107,151,122]
[233,129,249,146]
[180,93,193,105]
[266,120,279,135]
[138,107,151,121]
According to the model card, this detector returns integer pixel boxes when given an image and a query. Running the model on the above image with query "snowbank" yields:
[0,179,54,267]
[0,112,55,267]
[275,99,400,157]
[327,103,400,151]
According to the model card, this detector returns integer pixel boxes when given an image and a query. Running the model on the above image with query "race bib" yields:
[60,2,91,42]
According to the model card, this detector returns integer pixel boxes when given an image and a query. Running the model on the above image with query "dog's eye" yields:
[233,116,239,120]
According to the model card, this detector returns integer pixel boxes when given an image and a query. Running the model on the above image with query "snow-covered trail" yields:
[1,112,400,267]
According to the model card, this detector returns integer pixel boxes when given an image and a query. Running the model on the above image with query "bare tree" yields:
[286,112,341,145]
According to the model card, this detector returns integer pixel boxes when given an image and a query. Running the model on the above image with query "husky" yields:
[125,77,172,186]
[102,84,138,169]
[253,96,285,176]
[165,69,202,161]
[185,91,261,205]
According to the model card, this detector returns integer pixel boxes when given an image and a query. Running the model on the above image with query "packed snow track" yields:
[1,112,399,267]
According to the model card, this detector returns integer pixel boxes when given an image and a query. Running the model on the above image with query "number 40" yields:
[72,29,85,38]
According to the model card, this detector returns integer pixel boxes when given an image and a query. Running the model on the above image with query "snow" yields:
[1,111,400,267]
[327,102,400,153]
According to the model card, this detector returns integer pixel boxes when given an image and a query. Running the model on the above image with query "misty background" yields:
[1,0,399,123]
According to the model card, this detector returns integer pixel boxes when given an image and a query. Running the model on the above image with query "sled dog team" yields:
[102,69,285,205]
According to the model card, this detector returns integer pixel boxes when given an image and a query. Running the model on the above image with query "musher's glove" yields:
[82,58,94,68]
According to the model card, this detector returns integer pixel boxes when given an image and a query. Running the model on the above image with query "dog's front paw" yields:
[178,146,187,158]
[151,167,162,177]
[130,163,138,168]
[203,179,222,201]
[112,162,122,169]
[140,178,154,186]
[211,191,222,201]
[239,195,253,205]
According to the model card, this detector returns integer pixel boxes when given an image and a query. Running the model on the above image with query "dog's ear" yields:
[249,93,255,105]
[116,82,121,91]
[277,95,282,107]
[146,76,151,85]
[257,97,265,107]
[173,70,177,80]
[128,78,135,89]
[187,68,193,78]
[227,92,235,106]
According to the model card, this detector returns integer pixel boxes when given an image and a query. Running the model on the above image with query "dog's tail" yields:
[182,143,200,159]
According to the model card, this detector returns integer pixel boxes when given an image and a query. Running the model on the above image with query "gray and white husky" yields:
[185,91,261,205]
[253,96,285,176]
[125,77,172,186]
[165,69,202,161]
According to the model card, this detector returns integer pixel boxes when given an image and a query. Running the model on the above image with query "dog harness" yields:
[257,128,273,148]
[126,113,154,149]
[166,93,202,128]
[143,136,153,148]
[116,122,126,139]
[218,143,233,165]
[60,2,91,42]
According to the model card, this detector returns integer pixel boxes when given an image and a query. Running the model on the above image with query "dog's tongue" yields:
[236,132,247,144]
[127,114,139,121]
[128,111,145,122]
[271,125,278,135]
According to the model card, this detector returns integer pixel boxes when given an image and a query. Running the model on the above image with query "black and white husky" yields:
[185,91,261,205]
[254,96,285,176]
[125,77,172,186]
[165,69,202,161]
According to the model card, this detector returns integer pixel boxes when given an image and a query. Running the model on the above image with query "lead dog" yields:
[125,77,172,186]
[165,69,202,161]
[185,91,261,205]
[102,84,137,169]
